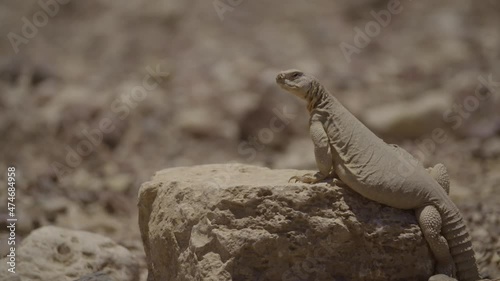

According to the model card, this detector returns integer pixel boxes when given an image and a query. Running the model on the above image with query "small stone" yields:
[428,274,457,281]
[105,174,133,192]
[481,138,500,158]
[0,226,139,281]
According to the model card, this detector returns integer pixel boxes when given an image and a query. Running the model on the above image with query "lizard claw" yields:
[331,178,344,186]
[288,173,325,184]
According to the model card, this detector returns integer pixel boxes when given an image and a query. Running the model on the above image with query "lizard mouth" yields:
[276,74,296,88]
[276,73,302,92]
[278,80,298,90]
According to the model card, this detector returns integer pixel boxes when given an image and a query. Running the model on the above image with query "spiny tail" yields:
[441,211,480,281]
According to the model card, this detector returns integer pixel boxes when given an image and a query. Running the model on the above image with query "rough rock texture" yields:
[74,272,112,281]
[138,164,435,281]
[0,226,139,281]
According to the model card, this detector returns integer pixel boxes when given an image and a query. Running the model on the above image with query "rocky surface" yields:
[74,272,112,281]
[1,1,499,281]
[139,164,435,281]
[0,226,139,281]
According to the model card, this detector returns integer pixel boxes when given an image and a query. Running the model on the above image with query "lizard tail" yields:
[441,211,480,281]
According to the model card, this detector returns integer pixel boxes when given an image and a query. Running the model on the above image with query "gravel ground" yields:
[0,1,499,279]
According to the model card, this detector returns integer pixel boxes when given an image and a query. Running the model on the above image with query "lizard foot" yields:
[289,172,327,184]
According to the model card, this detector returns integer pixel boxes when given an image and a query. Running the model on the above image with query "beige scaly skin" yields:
[276,69,480,281]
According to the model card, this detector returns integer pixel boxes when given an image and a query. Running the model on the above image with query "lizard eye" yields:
[291,72,302,79]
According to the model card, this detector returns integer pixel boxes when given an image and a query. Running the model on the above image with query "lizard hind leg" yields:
[416,205,456,278]
[427,163,450,194]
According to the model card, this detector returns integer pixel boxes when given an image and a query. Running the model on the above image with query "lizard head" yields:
[276,69,314,99]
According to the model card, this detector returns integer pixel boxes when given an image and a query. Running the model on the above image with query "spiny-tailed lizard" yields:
[276,69,480,281]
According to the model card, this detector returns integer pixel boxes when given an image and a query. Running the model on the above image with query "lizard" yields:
[275,69,480,281]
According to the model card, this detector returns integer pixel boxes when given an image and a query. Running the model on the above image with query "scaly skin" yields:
[276,69,480,281]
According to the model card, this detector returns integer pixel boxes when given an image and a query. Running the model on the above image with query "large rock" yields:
[138,164,434,281]
[0,226,139,281]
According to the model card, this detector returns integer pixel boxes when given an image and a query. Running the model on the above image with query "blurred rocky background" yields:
[0,0,499,280]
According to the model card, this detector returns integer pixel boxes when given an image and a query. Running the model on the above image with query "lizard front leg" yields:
[290,120,335,184]
[416,205,456,278]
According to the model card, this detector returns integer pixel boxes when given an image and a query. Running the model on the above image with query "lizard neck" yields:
[305,80,330,112]
[305,81,345,114]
